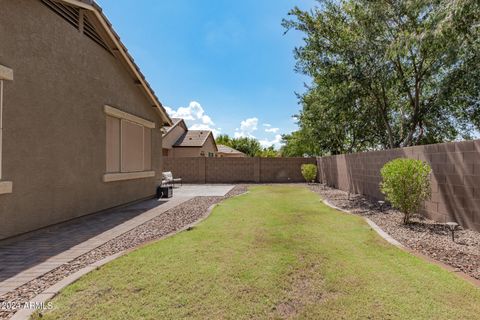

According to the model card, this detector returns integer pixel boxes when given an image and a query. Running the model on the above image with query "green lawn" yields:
[34,186,480,320]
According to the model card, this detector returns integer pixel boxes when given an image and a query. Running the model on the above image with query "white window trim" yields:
[104,105,154,183]
[103,171,155,183]
[104,105,155,129]
[0,65,13,195]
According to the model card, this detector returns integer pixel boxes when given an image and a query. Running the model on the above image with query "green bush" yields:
[301,164,317,183]
[380,158,431,224]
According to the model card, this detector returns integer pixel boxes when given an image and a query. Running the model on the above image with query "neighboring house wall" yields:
[162,123,186,151]
[172,134,217,157]
[163,157,316,183]
[0,0,164,240]
[316,140,480,232]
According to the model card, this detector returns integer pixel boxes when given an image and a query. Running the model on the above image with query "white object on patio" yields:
[162,171,182,187]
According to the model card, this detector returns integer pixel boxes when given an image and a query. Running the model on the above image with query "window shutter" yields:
[106,116,120,173]
[121,120,144,172]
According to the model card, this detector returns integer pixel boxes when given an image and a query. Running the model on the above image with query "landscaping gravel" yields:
[309,184,480,281]
[0,185,248,320]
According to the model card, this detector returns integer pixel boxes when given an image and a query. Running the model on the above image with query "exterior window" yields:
[200,151,205,157]
[103,105,155,182]
[0,65,13,195]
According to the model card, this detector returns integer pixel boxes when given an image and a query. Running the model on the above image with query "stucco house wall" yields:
[0,0,167,240]
[163,124,187,150]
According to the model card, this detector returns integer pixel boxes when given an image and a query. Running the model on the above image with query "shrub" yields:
[301,164,317,183]
[380,158,431,224]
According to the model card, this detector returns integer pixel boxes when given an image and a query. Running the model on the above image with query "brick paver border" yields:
[0,195,194,297]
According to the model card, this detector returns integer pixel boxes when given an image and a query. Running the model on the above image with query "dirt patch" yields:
[271,258,326,319]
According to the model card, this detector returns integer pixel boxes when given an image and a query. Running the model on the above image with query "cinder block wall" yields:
[205,158,257,183]
[163,157,316,184]
[317,140,480,231]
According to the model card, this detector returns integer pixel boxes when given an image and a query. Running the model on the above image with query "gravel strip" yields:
[309,184,480,281]
[0,185,248,320]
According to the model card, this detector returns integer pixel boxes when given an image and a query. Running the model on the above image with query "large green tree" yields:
[283,0,480,154]
[280,129,321,157]
[215,135,261,157]
[230,137,262,157]
[215,134,232,146]
[216,135,280,157]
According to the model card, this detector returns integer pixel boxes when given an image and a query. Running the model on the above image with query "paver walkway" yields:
[0,185,234,296]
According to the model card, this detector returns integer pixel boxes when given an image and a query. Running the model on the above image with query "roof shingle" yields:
[173,130,212,147]
[217,145,245,155]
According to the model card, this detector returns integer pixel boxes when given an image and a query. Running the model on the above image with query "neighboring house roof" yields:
[163,118,186,137]
[173,130,215,148]
[217,145,246,155]
[58,0,172,126]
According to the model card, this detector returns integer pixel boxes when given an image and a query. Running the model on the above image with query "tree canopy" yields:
[280,129,320,157]
[283,0,480,155]
[216,134,280,157]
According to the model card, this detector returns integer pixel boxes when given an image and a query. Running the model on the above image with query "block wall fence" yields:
[163,157,317,184]
[316,139,480,231]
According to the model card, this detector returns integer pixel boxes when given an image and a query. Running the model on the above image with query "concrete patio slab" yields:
[173,184,235,197]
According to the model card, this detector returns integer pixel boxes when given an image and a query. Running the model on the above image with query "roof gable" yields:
[57,0,172,126]
[163,118,187,137]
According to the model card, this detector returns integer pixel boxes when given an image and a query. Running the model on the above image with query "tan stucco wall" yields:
[162,124,186,150]
[172,135,217,157]
[0,0,164,240]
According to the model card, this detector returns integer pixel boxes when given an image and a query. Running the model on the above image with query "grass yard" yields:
[34,186,480,320]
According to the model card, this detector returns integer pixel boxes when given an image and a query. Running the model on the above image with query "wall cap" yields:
[104,105,155,129]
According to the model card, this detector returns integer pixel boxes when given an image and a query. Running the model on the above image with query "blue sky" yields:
[96,0,316,147]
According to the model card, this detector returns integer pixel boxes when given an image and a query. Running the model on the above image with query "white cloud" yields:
[165,106,175,116]
[259,134,283,148]
[165,101,221,136]
[265,127,280,133]
[234,117,258,138]
[263,123,272,127]
[166,101,206,121]
[190,123,221,136]
[201,115,214,126]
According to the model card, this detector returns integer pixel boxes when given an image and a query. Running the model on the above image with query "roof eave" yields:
[58,0,173,126]
[163,119,186,137]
